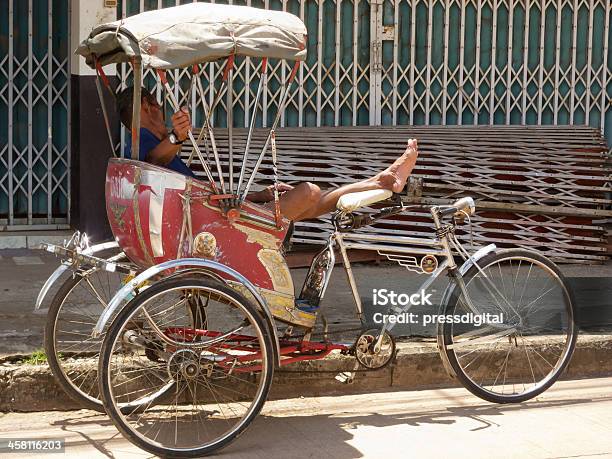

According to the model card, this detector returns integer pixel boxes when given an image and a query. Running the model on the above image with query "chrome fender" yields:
[34,241,120,311]
[92,258,282,366]
[436,243,497,378]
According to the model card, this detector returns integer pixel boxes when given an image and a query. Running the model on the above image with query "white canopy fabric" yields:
[76,2,307,69]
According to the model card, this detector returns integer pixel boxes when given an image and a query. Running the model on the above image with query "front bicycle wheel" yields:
[441,249,578,403]
[99,276,275,458]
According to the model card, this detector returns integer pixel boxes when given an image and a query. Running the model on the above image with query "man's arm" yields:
[146,108,192,166]
[145,138,182,166]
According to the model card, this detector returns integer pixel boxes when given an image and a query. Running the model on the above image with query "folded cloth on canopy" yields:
[76,2,307,69]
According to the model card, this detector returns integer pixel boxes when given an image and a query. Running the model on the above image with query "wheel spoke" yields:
[101,278,272,455]
[48,255,128,410]
[443,252,575,402]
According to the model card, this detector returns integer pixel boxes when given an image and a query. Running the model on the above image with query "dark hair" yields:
[115,86,156,129]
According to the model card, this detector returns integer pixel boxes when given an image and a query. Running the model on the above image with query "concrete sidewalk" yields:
[1,335,611,412]
[0,377,611,458]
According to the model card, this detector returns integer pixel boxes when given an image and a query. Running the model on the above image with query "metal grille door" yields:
[374,0,611,142]
[118,0,374,133]
[119,0,611,145]
[0,0,71,229]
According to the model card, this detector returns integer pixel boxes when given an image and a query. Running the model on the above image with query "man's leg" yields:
[283,139,419,221]
[277,182,322,221]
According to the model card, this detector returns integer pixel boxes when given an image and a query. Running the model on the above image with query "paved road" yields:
[0,377,610,458]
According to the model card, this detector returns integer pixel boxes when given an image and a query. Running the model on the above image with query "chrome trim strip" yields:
[35,241,120,310]
[140,170,187,258]
[342,232,443,247]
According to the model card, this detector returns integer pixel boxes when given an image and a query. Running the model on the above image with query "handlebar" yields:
[438,206,459,217]
[435,197,476,219]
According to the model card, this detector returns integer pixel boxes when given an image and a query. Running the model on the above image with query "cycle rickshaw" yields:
[36,2,577,457]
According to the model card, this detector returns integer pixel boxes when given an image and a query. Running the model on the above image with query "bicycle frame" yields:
[306,203,498,340]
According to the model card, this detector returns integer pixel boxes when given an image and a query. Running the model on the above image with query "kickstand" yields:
[321,313,329,342]
[335,359,360,385]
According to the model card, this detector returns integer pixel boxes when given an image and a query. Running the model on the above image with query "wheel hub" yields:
[167,349,215,381]
[168,349,200,381]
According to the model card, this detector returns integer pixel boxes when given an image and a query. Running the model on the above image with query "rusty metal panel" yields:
[184,125,611,263]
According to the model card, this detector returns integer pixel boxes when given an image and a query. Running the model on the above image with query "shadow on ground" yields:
[46,394,612,459]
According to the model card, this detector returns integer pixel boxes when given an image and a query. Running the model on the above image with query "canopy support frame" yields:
[131,58,142,161]
[239,61,300,203]
[236,58,268,196]
[227,60,235,194]
[94,57,117,157]
[189,60,235,194]
[157,69,218,192]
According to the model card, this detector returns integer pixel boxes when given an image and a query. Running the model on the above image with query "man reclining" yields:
[116,87,419,221]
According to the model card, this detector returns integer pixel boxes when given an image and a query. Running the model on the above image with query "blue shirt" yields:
[124,128,195,178]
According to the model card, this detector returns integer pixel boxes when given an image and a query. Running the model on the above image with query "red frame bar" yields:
[157,68,168,85]
[94,58,112,91]
[288,60,300,83]
[222,54,235,81]
[163,326,350,373]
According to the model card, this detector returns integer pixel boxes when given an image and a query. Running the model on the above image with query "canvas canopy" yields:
[76,2,307,69]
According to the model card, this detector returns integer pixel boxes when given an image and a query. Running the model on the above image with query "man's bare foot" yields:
[371,139,419,193]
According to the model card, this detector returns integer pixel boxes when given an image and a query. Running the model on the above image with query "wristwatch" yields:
[168,130,184,145]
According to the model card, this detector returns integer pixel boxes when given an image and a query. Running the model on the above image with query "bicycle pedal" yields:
[335,371,355,384]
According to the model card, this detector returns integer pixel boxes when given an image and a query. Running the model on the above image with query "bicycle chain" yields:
[279,325,364,343]
[276,325,391,374]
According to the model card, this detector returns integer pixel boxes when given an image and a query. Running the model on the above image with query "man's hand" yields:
[171,107,191,141]
[263,183,293,201]
[247,183,294,203]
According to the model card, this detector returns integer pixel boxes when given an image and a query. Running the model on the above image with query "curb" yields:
[1,335,611,412]
[0,231,73,250]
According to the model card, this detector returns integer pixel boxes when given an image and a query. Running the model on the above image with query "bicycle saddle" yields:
[336,189,393,212]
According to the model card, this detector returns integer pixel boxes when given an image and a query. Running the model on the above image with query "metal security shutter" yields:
[119,0,611,146]
[117,0,374,136]
[374,0,611,145]
[0,0,71,230]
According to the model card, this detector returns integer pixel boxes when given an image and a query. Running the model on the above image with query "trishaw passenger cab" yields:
[77,2,317,328]
[104,159,312,326]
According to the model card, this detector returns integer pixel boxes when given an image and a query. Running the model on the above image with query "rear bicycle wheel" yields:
[44,249,133,412]
[441,249,578,403]
[99,276,275,458]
